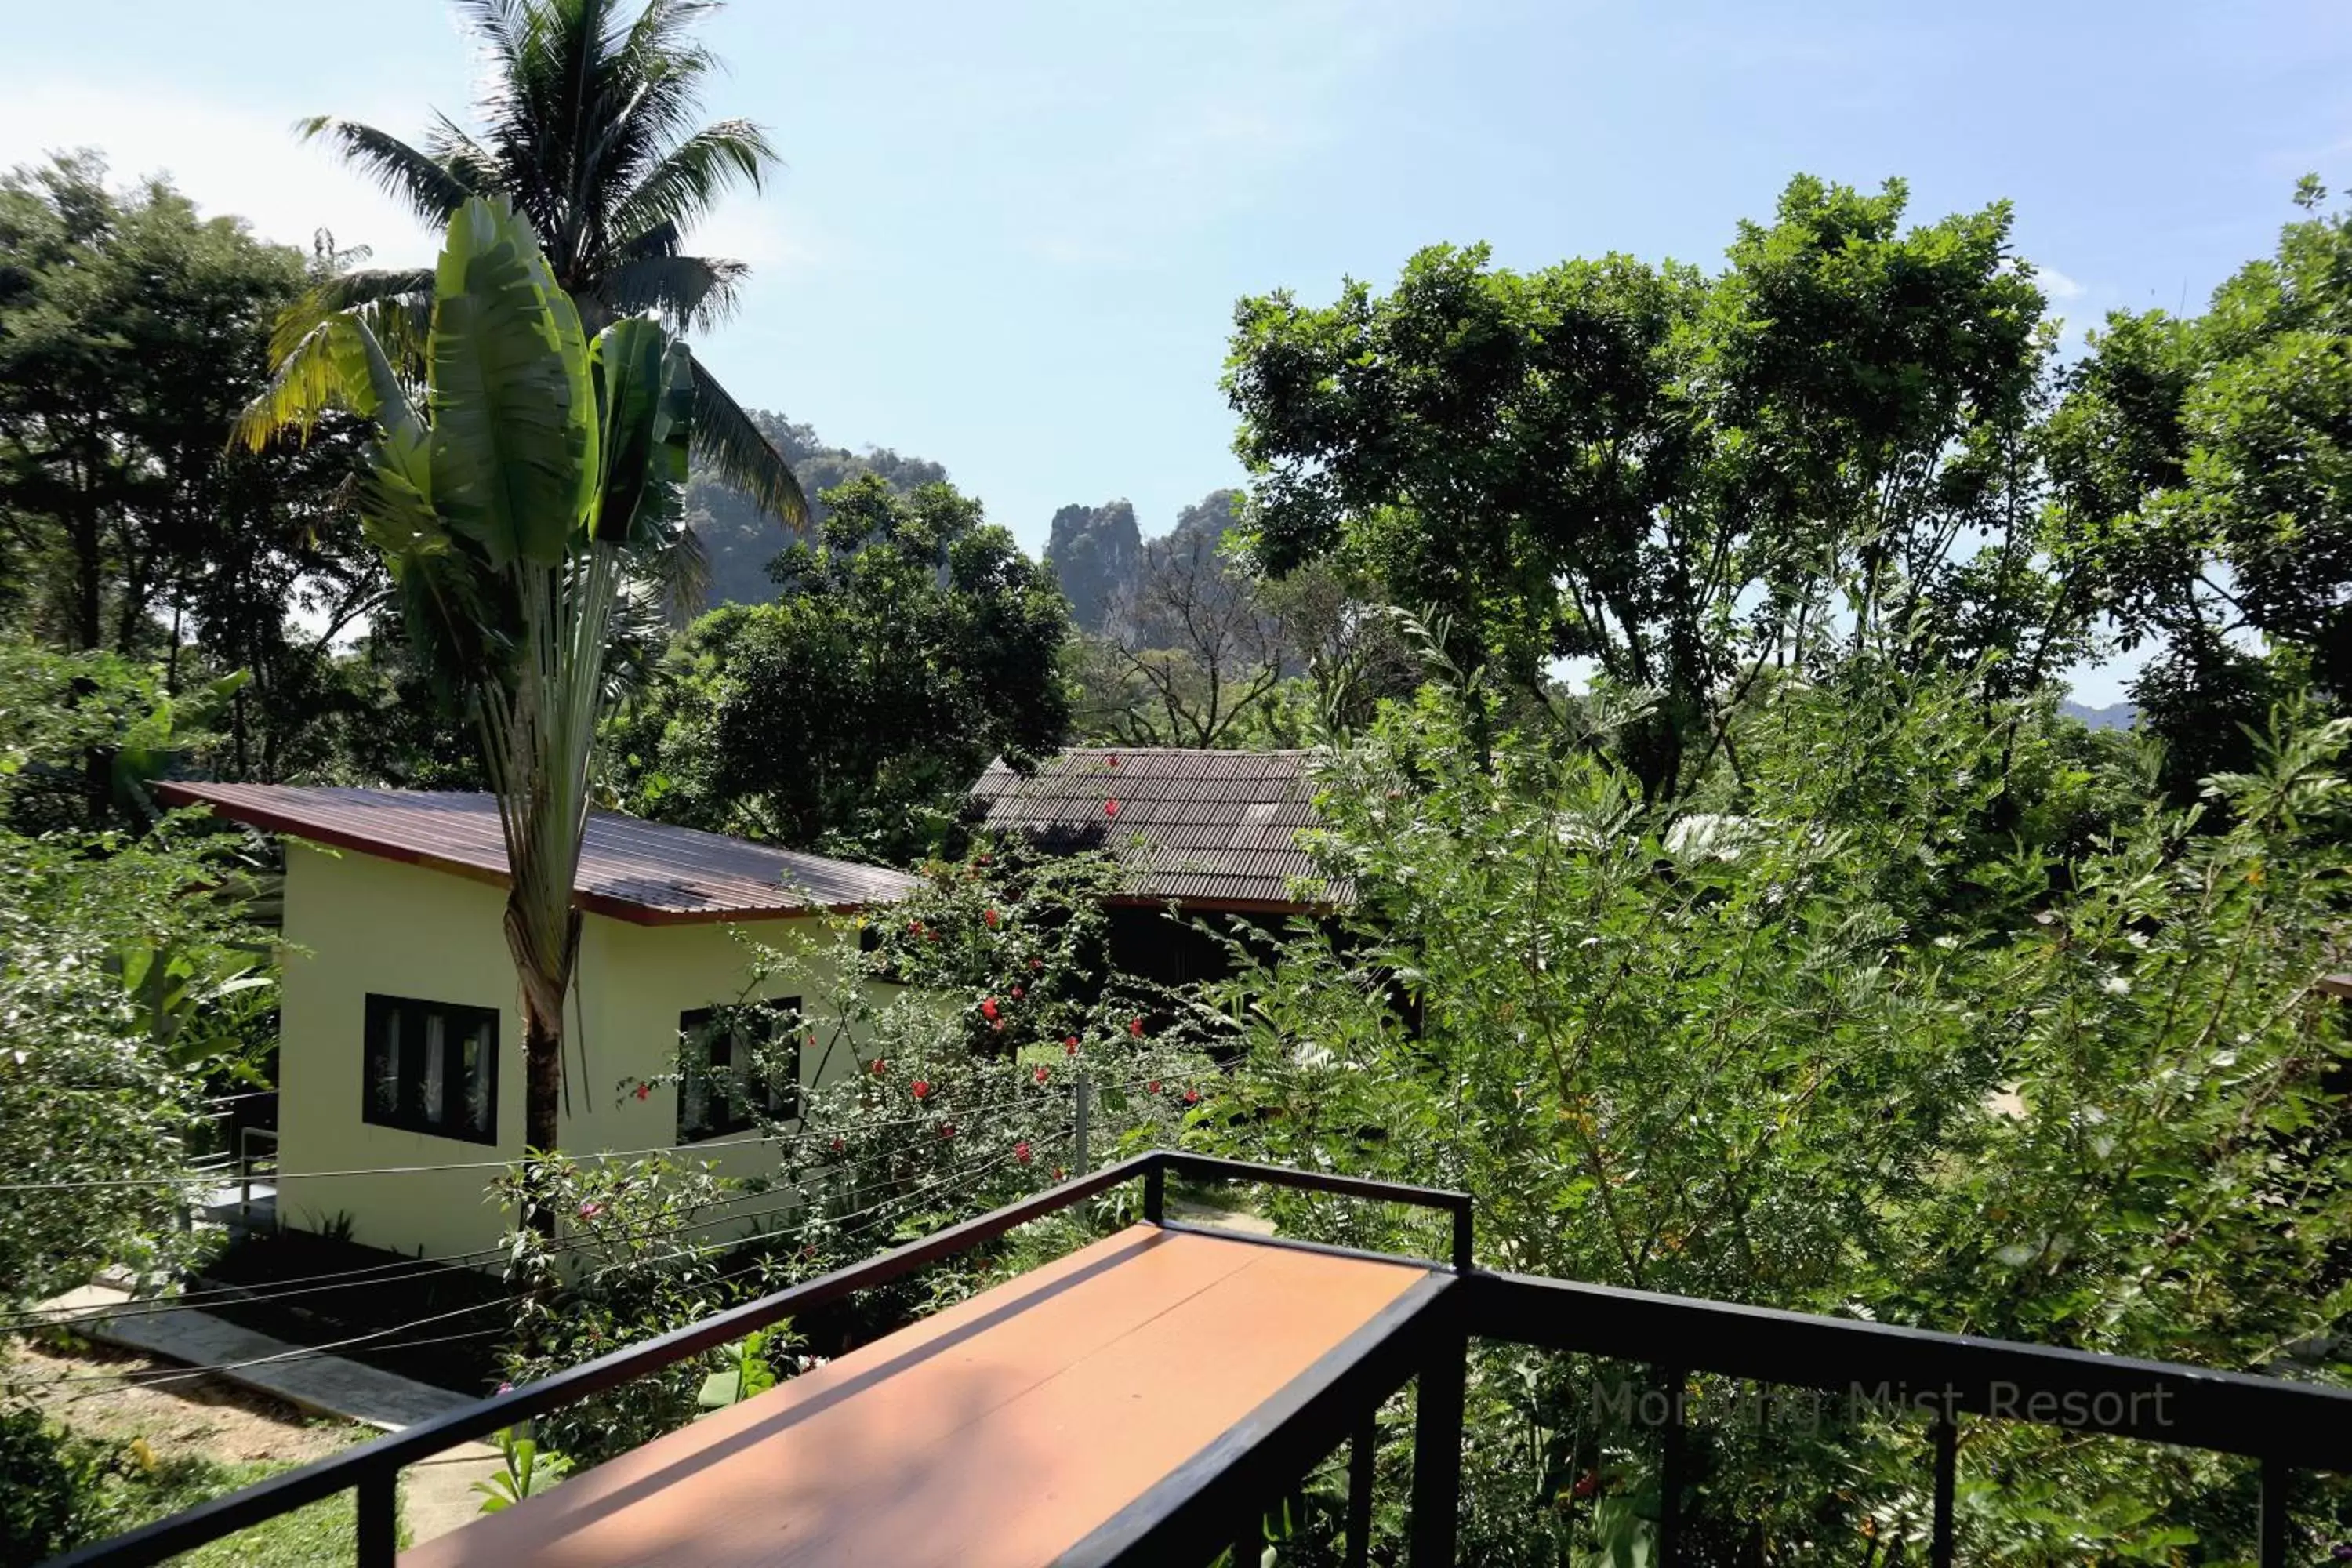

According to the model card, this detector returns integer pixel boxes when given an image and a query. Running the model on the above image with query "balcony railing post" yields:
[356,1467,396,1568]
[1346,1410,1377,1568]
[2259,1454,2288,1568]
[1930,1415,1957,1568]
[1657,1367,1685,1568]
[1143,1160,1166,1223]
[1409,1325,1464,1566]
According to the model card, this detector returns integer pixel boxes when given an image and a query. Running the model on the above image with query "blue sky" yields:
[6,1,2348,701]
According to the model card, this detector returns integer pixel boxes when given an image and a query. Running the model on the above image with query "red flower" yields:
[939,1121,957,1139]
[1011,985,1024,1000]
[633,1082,652,1100]
[981,997,1000,1021]
[1184,1087,1201,1105]
[577,1200,604,1220]
[871,1058,888,1076]
[984,907,1000,928]
[829,1136,845,1154]
[1148,1080,1162,1095]
[1029,956,1044,972]
[1129,1016,1145,1037]
[1572,1472,1599,1500]
[1033,1065,1050,1086]
[1014,1139,1033,1164]
[911,1079,931,1100]
[1105,798,1119,818]
[991,1018,1005,1033]
[925,928,939,942]
[907,918,922,935]
[1106,754,1119,768]
[1064,1036,1080,1056]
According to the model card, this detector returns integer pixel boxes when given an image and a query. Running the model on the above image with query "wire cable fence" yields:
[27,1135,1071,1410]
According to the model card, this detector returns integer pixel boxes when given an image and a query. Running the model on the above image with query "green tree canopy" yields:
[0,155,378,781]
[1225,175,2055,795]
[606,474,1073,862]
[2048,176,2352,789]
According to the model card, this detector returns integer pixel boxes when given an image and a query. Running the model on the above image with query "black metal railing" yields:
[39,1151,1469,1568]
[42,1152,2352,1568]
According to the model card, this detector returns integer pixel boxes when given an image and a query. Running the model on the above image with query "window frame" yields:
[361,993,501,1145]
[676,998,803,1143]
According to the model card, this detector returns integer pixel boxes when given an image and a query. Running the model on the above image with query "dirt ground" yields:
[6,1338,361,1465]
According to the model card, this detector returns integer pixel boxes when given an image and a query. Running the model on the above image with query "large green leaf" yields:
[426,198,597,570]
[586,315,675,545]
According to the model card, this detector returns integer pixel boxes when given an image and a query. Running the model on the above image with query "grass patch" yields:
[98,1453,403,1566]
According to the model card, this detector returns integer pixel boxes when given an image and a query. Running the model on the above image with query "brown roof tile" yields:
[154,783,917,925]
[968,748,1341,911]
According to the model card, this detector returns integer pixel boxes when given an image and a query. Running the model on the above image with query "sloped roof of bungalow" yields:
[154,782,918,924]
[967,747,1342,913]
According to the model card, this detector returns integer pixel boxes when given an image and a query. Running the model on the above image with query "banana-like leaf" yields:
[426,198,597,570]
[232,313,417,452]
[586,316,673,545]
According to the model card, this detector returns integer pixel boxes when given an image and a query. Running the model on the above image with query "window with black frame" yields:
[677,999,800,1142]
[361,993,499,1144]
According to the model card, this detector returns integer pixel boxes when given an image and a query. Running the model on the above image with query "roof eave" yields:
[155,782,893,926]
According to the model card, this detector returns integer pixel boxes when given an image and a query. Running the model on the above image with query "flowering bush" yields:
[493,1153,793,1463]
[712,835,1220,1264]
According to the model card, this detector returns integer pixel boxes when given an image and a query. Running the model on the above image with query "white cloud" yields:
[694,198,831,276]
[2031,263,2088,301]
[0,78,437,266]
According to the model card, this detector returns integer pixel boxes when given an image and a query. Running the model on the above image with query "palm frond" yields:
[234,314,417,452]
[608,119,775,249]
[424,111,505,194]
[602,252,746,331]
[270,267,434,364]
[688,361,808,529]
[296,117,476,224]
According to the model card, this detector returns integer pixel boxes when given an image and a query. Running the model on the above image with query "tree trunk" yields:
[522,998,564,1156]
[519,987,566,1243]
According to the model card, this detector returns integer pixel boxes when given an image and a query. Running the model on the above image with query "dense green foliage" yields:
[1192,664,2350,1563]
[1228,177,2066,795]
[605,476,1073,862]
[0,645,276,1308]
[2046,176,2352,793]
[0,1411,379,1566]
[0,157,383,779]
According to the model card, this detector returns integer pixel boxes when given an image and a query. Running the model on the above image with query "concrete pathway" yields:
[73,1301,468,1430]
[38,1290,503,1546]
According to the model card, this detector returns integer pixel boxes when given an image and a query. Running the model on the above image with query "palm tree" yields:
[241,195,697,1160]
[288,0,804,532]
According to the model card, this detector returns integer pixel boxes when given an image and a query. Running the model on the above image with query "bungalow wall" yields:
[275,842,865,1261]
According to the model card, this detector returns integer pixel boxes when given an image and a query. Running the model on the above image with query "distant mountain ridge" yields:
[2062,699,2136,731]
[688,412,950,608]
[1044,488,1247,633]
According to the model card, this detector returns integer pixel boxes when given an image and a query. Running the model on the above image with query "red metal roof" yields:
[154,782,917,925]
[968,748,1341,912]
